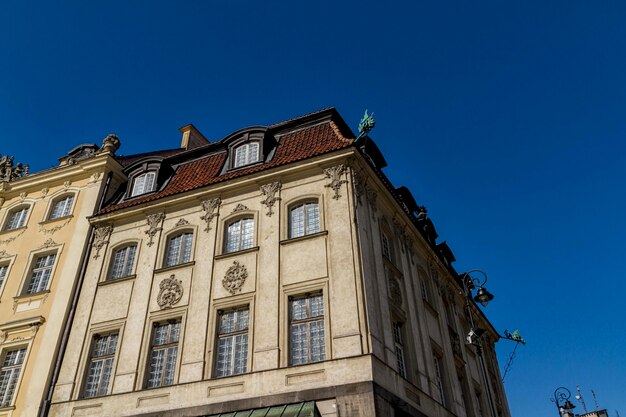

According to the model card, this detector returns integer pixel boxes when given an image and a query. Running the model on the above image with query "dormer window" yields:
[233,143,259,168]
[131,172,156,197]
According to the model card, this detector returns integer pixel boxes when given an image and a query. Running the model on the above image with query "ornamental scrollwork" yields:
[232,204,248,213]
[92,225,112,258]
[222,261,248,295]
[200,198,221,232]
[157,274,183,309]
[324,164,348,200]
[0,250,13,258]
[0,154,29,182]
[260,181,282,217]
[40,238,58,249]
[145,213,165,247]
[353,172,365,206]
[39,217,72,235]
[175,218,190,227]
[0,229,26,246]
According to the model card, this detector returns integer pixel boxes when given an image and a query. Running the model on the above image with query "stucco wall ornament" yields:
[39,217,72,235]
[0,229,26,246]
[388,276,403,307]
[222,261,248,295]
[41,187,49,197]
[200,198,221,232]
[352,172,365,205]
[19,192,27,201]
[157,274,183,309]
[90,172,102,183]
[92,225,113,258]
[40,238,58,249]
[175,218,190,227]
[324,164,348,200]
[260,181,282,217]
[63,181,71,190]
[0,250,13,258]
[145,213,166,247]
[0,154,29,182]
[365,184,378,217]
[232,204,248,213]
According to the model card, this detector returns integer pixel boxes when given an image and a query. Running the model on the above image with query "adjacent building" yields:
[0,137,123,417]
[2,108,510,417]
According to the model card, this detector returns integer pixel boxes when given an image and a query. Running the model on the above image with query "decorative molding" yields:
[19,192,27,201]
[175,218,190,227]
[157,274,183,309]
[0,250,13,258]
[365,184,378,217]
[388,276,403,307]
[222,261,248,295]
[41,187,49,197]
[90,172,102,183]
[39,217,72,235]
[200,198,221,232]
[232,204,248,213]
[99,134,121,154]
[0,229,26,246]
[92,225,112,258]
[145,213,165,247]
[260,181,282,217]
[0,154,29,182]
[0,197,4,207]
[63,181,71,190]
[40,238,58,249]
[0,330,5,344]
[324,164,348,200]
[353,172,365,205]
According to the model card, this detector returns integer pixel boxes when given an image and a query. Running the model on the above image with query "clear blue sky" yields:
[2,1,625,416]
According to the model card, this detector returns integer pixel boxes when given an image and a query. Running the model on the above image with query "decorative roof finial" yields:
[100,134,121,154]
[358,109,376,138]
[0,154,29,182]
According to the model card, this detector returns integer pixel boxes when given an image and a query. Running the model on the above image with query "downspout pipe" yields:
[38,171,113,417]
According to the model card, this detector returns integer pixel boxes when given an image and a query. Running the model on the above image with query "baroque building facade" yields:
[0,137,123,417]
[3,108,509,417]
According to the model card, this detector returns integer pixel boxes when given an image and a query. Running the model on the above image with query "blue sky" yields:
[2,1,625,415]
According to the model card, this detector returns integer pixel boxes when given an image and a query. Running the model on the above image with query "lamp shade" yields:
[474,287,494,307]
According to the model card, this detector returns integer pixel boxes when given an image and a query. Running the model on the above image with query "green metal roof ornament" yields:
[358,109,376,138]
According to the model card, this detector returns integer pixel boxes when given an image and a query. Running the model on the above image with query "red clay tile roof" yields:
[97,114,354,215]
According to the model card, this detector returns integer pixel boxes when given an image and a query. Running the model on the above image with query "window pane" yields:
[131,172,155,196]
[110,245,137,279]
[290,205,304,238]
[50,195,74,220]
[165,233,193,267]
[289,294,325,365]
[305,203,320,234]
[27,253,56,294]
[216,308,249,377]
[225,218,254,253]
[147,321,180,388]
[0,348,26,407]
[0,265,8,288]
[84,333,118,398]
[6,207,28,230]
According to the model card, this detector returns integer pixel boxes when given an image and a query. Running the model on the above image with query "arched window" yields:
[289,202,320,239]
[224,218,254,253]
[49,194,75,220]
[4,206,29,231]
[131,172,156,197]
[164,232,193,267]
[233,143,259,168]
[108,244,137,280]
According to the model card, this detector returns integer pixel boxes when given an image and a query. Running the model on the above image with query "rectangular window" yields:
[0,348,26,407]
[109,245,137,280]
[146,320,180,388]
[215,307,249,377]
[131,172,155,197]
[392,322,407,378]
[382,233,391,260]
[433,353,447,406]
[49,195,74,220]
[25,253,56,294]
[83,333,118,398]
[225,218,254,253]
[289,293,325,365]
[0,264,8,289]
[289,202,320,238]
[164,232,193,267]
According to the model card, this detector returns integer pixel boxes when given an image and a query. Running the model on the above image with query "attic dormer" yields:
[123,156,173,199]
[220,126,277,173]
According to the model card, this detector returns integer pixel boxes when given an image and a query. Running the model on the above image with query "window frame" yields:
[3,205,31,231]
[47,193,76,221]
[144,319,182,389]
[223,216,255,254]
[81,332,119,398]
[288,292,326,366]
[0,347,27,408]
[392,321,407,378]
[432,351,448,406]
[232,142,260,168]
[0,261,10,293]
[288,200,321,239]
[107,243,139,281]
[130,171,156,197]
[22,251,58,295]
[163,230,194,268]
[214,306,250,377]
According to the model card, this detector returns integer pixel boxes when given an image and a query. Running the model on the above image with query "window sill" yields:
[154,261,195,274]
[98,275,137,286]
[423,299,439,317]
[280,230,328,246]
[14,290,50,301]
[215,246,259,260]
[229,160,264,172]
[0,406,16,412]
[0,226,27,236]
[39,215,73,225]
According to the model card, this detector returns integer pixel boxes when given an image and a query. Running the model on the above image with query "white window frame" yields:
[82,333,119,398]
[288,293,326,366]
[0,347,26,408]
[107,244,138,280]
[224,217,255,254]
[145,319,182,388]
[0,262,9,292]
[233,142,260,168]
[3,206,30,231]
[288,201,320,239]
[23,252,57,294]
[163,231,193,267]
[392,321,407,378]
[131,172,156,197]
[214,307,249,377]
[48,194,75,220]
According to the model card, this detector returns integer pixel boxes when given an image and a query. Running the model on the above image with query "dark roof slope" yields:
[97,110,353,215]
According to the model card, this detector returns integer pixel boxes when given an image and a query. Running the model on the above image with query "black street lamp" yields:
[460,269,497,417]
[552,387,576,416]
